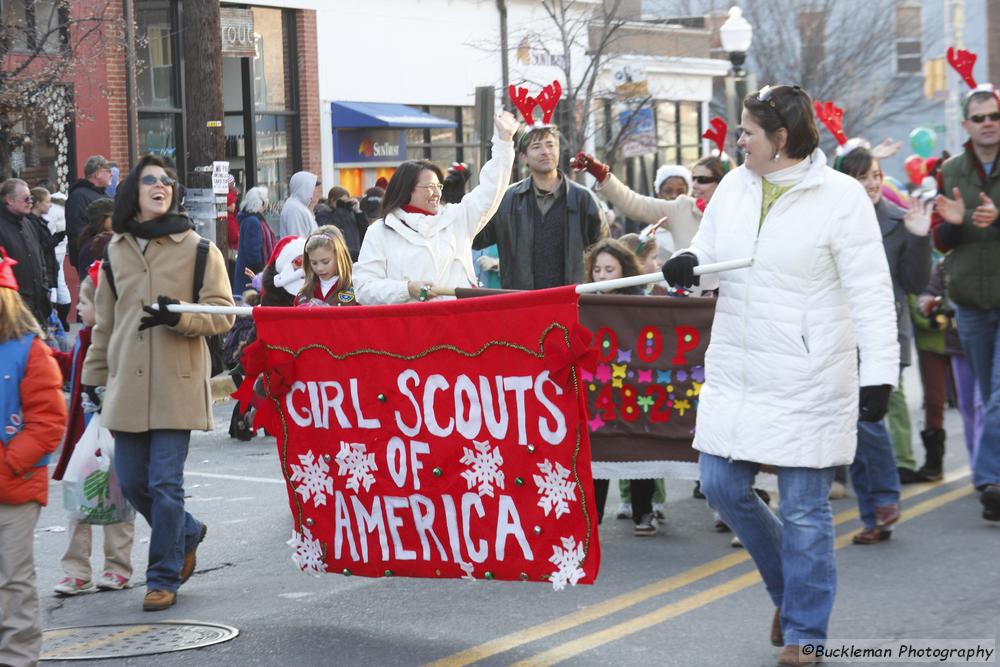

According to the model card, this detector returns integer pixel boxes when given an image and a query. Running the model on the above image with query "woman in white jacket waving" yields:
[662,85,899,667]
[353,112,517,304]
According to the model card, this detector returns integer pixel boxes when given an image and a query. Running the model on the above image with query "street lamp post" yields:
[719,6,754,164]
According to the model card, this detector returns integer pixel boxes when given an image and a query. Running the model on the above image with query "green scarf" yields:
[759,180,794,229]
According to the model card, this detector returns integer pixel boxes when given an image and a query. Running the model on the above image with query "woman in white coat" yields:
[353,112,517,304]
[662,85,899,667]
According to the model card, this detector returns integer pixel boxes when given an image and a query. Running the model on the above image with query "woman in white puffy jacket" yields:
[662,85,899,666]
[353,112,517,305]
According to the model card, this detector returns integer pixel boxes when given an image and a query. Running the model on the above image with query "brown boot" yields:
[777,644,818,666]
[142,589,176,611]
[180,524,208,584]
[771,608,783,646]
[852,527,892,545]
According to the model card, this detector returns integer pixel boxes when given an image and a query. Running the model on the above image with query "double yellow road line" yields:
[429,467,974,667]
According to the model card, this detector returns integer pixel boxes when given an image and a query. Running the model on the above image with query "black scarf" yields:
[125,212,193,239]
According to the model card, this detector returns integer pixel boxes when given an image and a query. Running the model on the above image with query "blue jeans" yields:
[700,453,836,645]
[851,420,901,529]
[954,306,1000,489]
[114,430,203,593]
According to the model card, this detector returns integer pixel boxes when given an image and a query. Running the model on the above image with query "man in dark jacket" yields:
[932,86,1000,521]
[65,155,111,270]
[316,186,368,261]
[474,126,607,289]
[0,179,51,326]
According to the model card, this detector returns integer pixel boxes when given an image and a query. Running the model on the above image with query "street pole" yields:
[497,0,510,108]
[123,0,139,168]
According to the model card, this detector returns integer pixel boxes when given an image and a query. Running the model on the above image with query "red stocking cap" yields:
[87,260,101,288]
[0,247,18,291]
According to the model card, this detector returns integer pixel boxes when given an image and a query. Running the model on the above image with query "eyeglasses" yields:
[968,112,1000,123]
[20,195,34,204]
[140,174,175,187]
[414,183,444,193]
[692,176,720,184]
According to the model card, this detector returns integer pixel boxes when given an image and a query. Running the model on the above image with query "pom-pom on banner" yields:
[238,287,600,589]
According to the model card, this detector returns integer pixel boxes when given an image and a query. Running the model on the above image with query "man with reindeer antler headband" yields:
[472,81,608,290]
[931,47,1000,523]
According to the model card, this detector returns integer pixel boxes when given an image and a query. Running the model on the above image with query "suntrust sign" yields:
[335,129,408,165]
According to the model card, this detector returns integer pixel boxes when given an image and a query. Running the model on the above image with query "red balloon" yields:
[904,155,926,186]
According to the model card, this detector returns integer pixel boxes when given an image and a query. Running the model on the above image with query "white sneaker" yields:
[97,572,130,591]
[615,502,632,520]
[54,577,95,596]
[731,535,743,548]
[829,481,847,500]
[653,503,667,521]
[633,513,657,536]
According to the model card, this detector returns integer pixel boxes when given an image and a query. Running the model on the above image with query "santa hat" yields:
[87,260,101,288]
[375,177,389,191]
[654,165,692,193]
[0,246,18,291]
[270,236,306,296]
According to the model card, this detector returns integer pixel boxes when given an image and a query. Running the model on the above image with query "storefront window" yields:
[252,7,292,111]
[255,113,293,206]
[138,113,179,163]
[136,0,177,109]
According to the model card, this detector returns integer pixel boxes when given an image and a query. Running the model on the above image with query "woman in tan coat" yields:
[82,154,234,612]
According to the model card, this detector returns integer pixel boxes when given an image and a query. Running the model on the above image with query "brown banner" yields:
[456,289,716,466]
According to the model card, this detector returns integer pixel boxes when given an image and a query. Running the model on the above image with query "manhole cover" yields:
[41,621,238,660]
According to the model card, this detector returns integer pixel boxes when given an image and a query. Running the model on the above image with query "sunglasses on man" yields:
[968,112,1000,123]
[140,174,176,187]
[692,175,720,184]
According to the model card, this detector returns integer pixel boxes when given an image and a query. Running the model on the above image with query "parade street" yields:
[34,368,1000,667]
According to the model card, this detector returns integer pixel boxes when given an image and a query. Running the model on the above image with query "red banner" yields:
[237,287,600,589]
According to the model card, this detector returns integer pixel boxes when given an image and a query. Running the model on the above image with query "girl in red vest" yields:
[0,246,66,667]
[295,226,358,307]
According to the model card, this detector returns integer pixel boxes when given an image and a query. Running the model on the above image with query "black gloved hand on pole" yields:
[662,252,700,288]
[138,295,181,331]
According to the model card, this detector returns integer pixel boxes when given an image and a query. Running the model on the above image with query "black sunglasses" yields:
[692,175,720,184]
[140,174,176,187]
[968,112,1000,123]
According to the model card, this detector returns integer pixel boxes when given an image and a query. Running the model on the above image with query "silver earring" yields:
[772,151,781,161]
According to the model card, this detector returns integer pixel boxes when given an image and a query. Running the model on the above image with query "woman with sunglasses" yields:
[82,154,235,612]
[690,155,726,207]
[661,85,899,666]
[353,111,517,304]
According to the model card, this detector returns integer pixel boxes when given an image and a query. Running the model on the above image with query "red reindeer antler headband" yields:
[702,117,728,156]
[813,100,848,146]
[87,260,101,288]
[508,80,562,126]
[947,47,1000,109]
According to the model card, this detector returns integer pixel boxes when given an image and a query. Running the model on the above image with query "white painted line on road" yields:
[186,471,285,485]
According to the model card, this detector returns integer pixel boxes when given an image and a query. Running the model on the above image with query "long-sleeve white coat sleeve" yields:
[443,133,514,238]
[831,186,901,387]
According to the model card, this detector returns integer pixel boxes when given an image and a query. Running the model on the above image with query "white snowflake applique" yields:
[287,525,326,576]
[335,441,377,492]
[459,439,505,497]
[289,450,333,507]
[549,535,586,591]
[458,561,477,582]
[533,459,576,518]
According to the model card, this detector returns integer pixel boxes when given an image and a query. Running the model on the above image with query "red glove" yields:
[570,152,609,183]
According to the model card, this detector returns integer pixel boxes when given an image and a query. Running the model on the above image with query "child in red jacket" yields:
[51,264,135,595]
[0,246,67,667]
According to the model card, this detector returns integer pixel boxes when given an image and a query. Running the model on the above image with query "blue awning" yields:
[331,101,457,129]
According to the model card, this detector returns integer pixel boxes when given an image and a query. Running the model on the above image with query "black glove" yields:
[662,252,700,288]
[859,384,892,422]
[139,295,181,331]
[82,385,102,413]
[45,231,67,250]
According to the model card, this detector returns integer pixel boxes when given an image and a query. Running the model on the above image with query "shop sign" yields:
[335,129,407,164]
[617,106,656,159]
[221,7,255,57]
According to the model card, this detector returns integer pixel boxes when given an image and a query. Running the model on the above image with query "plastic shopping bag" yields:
[62,414,135,525]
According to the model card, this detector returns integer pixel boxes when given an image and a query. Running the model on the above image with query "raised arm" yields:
[446,112,516,238]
